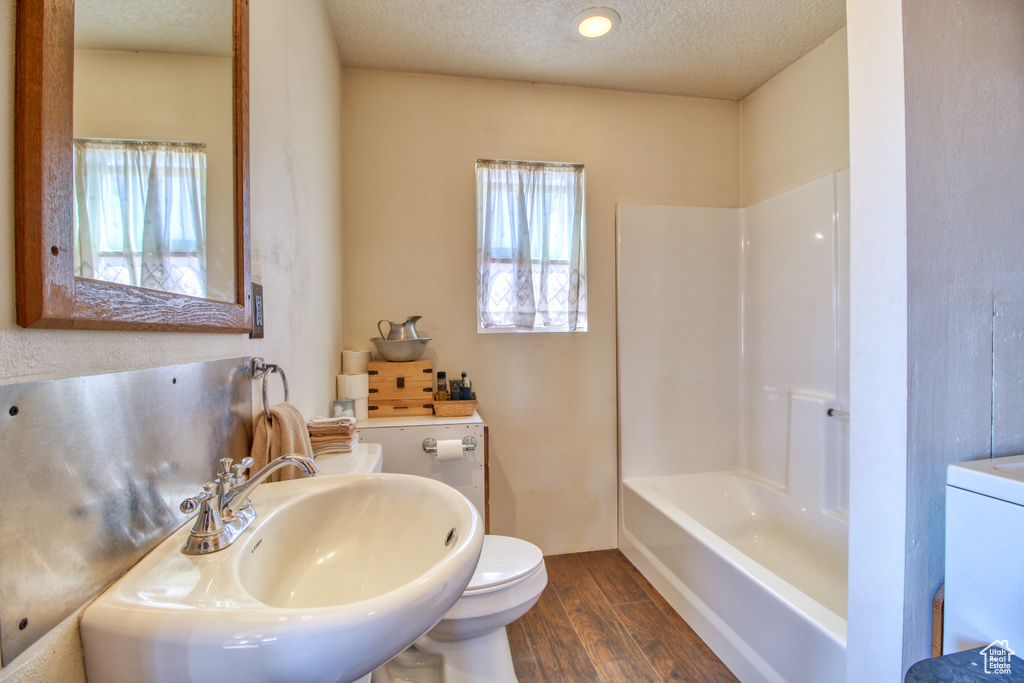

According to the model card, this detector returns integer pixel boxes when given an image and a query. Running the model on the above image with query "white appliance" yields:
[944,453,1024,654]
[357,412,487,523]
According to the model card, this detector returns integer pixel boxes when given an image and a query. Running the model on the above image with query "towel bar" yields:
[250,358,289,425]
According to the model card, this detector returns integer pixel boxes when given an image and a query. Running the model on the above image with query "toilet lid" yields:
[467,535,544,591]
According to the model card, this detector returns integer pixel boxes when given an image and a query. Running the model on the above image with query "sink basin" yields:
[80,473,483,683]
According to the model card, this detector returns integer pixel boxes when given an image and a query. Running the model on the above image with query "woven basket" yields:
[433,398,477,417]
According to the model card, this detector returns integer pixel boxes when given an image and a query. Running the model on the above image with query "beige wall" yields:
[740,27,850,207]
[73,49,236,300]
[342,69,740,555]
[0,0,344,678]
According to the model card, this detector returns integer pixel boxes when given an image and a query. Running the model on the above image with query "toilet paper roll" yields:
[341,349,371,375]
[434,439,464,463]
[336,373,369,400]
[354,397,369,421]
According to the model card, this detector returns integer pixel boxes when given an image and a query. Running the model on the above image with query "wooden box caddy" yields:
[367,360,434,417]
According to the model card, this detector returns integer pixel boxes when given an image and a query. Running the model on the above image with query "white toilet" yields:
[372,534,547,683]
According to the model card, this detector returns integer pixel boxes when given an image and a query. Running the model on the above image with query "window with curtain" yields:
[476,159,587,332]
[73,138,208,299]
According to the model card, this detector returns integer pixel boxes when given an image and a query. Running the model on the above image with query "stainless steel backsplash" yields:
[0,357,253,665]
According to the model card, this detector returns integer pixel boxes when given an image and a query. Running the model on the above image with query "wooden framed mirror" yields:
[14,0,251,332]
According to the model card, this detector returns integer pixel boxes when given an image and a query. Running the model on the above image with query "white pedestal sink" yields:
[80,472,484,683]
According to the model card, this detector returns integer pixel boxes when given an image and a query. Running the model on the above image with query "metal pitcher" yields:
[378,316,423,341]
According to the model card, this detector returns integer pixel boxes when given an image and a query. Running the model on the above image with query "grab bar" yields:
[250,358,289,425]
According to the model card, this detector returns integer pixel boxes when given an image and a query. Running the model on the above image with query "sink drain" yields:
[445,528,457,546]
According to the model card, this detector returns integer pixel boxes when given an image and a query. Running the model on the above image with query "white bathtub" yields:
[620,472,848,683]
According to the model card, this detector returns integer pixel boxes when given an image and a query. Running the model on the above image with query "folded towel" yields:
[308,416,357,427]
[309,415,356,423]
[310,434,356,446]
[307,416,357,456]
[312,433,361,456]
[250,402,315,482]
[308,426,356,439]
[307,416,357,437]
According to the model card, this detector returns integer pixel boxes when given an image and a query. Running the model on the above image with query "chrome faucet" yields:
[179,455,319,555]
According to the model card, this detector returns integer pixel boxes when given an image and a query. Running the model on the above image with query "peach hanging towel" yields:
[250,402,314,482]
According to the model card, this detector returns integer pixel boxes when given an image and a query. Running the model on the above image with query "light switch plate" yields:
[250,282,264,339]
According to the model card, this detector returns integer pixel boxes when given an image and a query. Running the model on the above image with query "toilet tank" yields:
[315,443,383,476]
[944,454,1024,654]
[357,412,487,526]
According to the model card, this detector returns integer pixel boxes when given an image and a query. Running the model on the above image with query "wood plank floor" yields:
[508,549,738,683]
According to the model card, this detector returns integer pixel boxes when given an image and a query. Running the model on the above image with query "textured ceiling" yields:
[75,0,232,57]
[322,0,846,100]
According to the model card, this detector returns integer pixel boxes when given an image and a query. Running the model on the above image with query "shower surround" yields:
[616,169,850,683]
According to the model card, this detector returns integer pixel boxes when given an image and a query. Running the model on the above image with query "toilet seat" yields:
[427,535,547,640]
[374,535,547,682]
[464,535,544,594]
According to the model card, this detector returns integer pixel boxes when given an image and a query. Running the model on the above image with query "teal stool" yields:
[906,645,1024,682]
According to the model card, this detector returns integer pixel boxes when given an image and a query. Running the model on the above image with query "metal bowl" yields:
[370,337,431,362]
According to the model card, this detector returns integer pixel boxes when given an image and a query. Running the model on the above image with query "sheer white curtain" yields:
[73,139,208,298]
[476,159,587,332]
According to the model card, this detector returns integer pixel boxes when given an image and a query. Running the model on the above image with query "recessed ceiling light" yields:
[574,8,619,38]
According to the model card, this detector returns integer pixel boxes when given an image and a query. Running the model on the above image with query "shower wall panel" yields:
[616,204,742,480]
[617,171,850,514]
[742,174,845,490]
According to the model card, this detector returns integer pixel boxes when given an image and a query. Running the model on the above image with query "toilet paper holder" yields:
[422,436,477,453]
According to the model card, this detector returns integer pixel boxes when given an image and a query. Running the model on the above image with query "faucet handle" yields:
[231,464,245,483]
[218,458,234,474]
[231,457,255,485]
[180,482,216,514]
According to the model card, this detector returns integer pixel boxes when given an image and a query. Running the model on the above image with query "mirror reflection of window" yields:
[72,0,235,303]
[73,138,208,298]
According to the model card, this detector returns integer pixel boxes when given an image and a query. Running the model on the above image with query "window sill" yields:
[477,323,588,334]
